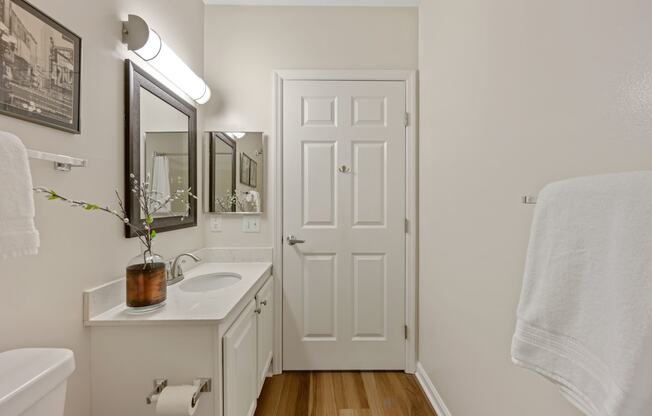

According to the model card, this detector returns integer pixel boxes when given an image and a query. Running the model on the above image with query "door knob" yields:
[287,235,306,246]
[339,165,351,173]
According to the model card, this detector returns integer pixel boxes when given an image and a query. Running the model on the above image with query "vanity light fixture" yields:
[122,14,211,104]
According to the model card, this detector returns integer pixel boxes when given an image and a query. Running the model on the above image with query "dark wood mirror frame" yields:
[208,132,237,213]
[124,60,198,238]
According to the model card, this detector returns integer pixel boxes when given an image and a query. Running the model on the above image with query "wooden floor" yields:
[254,371,438,416]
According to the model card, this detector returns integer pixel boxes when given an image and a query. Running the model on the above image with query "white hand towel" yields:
[512,171,652,416]
[0,131,39,260]
[245,190,260,212]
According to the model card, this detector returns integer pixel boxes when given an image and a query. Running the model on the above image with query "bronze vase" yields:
[126,253,167,308]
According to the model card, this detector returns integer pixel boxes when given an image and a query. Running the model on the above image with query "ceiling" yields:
[203,0,419,6]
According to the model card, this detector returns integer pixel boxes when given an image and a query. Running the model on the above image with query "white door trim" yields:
[272,69,418,374]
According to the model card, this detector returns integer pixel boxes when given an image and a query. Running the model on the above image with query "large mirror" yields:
[206,132,264,213]
[125,60,197,237]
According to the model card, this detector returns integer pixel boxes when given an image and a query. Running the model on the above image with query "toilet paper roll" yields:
[155,385,198,416]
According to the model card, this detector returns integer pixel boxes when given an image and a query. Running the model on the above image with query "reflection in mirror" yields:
[207,132,263,213]
[145,132,189,217]
[141,88,190,218]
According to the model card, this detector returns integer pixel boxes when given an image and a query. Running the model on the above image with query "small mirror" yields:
[206,132,264,213]
[125,60,198,237]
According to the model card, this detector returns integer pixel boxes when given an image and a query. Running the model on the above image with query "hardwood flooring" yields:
[254,371,437,416]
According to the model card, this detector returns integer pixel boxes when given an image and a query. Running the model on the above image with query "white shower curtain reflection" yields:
[151,155,172,214]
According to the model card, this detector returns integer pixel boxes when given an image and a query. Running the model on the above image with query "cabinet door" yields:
[256,277,274,394]
[224,300,258,416]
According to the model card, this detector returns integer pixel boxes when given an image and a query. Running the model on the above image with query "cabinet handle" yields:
[260,300,267,306]
[254,307,262,314]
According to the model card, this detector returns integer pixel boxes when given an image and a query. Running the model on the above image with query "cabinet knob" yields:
[260,300,268,306]
[254,307,262,314]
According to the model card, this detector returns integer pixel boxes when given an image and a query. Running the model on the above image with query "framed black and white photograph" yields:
[0,0,81,133]
[240,152,250,186]
[249,159,257,188]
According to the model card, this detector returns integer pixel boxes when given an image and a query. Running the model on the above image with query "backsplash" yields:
[195,247,272,263]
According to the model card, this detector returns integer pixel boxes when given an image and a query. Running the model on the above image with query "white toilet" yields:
[0,348,75,416]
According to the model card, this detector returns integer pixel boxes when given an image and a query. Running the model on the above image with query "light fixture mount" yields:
[122,15,150,51]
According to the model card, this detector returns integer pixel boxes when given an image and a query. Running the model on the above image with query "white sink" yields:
[179,273,242,293]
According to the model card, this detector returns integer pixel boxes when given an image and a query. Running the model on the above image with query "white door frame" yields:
[272,69,418,374]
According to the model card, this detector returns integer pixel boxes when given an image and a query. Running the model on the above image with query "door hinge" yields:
[404,218,409,234]
[404,112,409,127]
[404,325,408,340]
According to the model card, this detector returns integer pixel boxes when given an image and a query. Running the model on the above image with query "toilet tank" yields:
[0,349,75,416]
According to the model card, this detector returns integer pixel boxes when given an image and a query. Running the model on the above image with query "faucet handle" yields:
[167,253,201,286]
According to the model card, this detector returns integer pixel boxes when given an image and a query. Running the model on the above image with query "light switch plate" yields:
[242,216,260,233]
[210,215,222,232]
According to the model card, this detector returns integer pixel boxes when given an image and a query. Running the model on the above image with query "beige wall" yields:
[203,5,418,246]
[0,1,205,416]
[418,0,652,415]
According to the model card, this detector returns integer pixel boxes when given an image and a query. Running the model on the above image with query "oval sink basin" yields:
[179,273,242,293]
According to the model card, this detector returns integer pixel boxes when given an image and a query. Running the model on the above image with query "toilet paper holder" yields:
[146,378,212,405]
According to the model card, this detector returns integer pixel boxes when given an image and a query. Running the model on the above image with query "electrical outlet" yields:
[242,215,260,233]
[210,215,222,232]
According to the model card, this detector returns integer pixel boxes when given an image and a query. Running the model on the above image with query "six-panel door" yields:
[282,80,407,370]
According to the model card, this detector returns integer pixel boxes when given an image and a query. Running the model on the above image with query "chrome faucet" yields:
[167,253,201,285]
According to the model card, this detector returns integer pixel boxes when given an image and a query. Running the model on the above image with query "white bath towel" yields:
[512,171,652,415]
[0,131,39,259]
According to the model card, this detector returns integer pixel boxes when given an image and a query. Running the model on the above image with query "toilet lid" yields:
[0,349,75,415]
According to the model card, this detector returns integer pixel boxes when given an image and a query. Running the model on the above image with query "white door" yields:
[224,300,258,416]
[282,80,406,370]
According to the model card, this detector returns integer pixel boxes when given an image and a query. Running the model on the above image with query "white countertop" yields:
[86,262,272,326]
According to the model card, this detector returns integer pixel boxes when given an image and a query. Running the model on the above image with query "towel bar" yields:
[27,149,87,172]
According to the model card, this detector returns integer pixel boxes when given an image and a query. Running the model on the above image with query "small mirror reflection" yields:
[207,132,264,213]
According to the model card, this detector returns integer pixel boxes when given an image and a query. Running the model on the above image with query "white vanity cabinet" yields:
[223,276,274,416]
[86,262,274,416]
[255,277,274,394]
[224,299,258,416]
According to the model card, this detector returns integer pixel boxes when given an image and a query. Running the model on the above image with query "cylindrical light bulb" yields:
[195,87,211,105]
[130,25,211,104]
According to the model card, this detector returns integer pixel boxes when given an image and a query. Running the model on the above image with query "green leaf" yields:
[47,195,59,200]
[150,230,157,239]
[146,215,154,225]
[84,204,100,211]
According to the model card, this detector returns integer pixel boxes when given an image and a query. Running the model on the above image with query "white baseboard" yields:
[415,362,452,416]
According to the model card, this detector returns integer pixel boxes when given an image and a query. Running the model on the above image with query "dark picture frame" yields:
[0,0,82,133]
[249,159,257,188]
[125,60,197,238]
[240,152,251,186]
